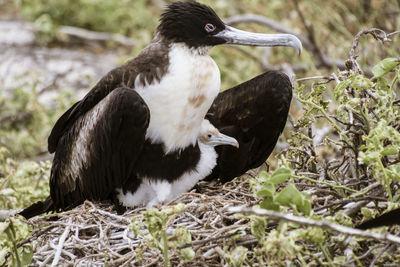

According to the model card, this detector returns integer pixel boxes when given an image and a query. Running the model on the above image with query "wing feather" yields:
[48,42,169,153]
[206,71,292,182]
[50,88,150,210]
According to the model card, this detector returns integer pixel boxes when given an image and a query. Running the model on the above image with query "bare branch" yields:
[0,210,19,221]
[388,31,400,37]
[348,28,389,74]
[228,206,400,245]
[59,26,137,47]
[296,75,334,82]
[51,218,72,267]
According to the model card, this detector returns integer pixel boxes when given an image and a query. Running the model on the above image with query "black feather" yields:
[206,71,292,182]
[19,196,53,219]
[157,1,226,47]
[357,208,400,229]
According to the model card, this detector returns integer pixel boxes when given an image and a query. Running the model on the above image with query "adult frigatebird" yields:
[19,1,301,218]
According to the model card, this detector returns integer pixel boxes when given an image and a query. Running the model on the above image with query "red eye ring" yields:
[204,23,216,33]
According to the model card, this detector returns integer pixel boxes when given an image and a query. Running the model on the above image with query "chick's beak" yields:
[211,133,239,148]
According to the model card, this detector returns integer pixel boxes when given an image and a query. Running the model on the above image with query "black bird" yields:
[205,71,293,183]
[19,1,301,218]
[357,208,400,230]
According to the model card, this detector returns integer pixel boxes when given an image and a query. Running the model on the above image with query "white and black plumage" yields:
[117,119,238,208]
[20,1,301,219]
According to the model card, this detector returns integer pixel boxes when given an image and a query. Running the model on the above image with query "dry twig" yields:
[228,206,400,245]
[348,28,389,73]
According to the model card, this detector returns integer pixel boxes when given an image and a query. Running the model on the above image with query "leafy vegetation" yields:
[0,0,399,265]
[0,218,33,267]
[248,56,400,265]
[131,203,195,266]
[0,86,72,266]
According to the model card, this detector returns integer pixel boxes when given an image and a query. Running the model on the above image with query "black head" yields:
[157,1,302,53]
[157,1,226,48]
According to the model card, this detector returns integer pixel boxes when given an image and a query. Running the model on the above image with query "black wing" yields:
[48,42,169,153]
[357,208,400,229]
[205,71,292,183]
[50,87,150,210]
[41,42,169,212]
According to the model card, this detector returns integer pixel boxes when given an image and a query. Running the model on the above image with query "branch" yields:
[348,28,389,74]
[0,210,18,221]
[388,31,400,37]
[86,201,131,224]
[51,218,72,267]
[292,0,346,70]
[178,231,239,249]
[228,206,400,245]
[59,26,137,47]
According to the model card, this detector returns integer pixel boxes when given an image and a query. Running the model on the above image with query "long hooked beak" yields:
[211,133,239,148]
[215,25,302,55]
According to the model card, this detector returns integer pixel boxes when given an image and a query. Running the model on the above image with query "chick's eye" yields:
[204,23,216,33]
[207,134,212,138]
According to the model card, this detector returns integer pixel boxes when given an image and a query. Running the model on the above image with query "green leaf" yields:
[179,247,195,261]
[21,246,33,266]
[386,165,400,181]
[225,246,248,267]
[380,147,398,156]
[259,197,280,211]
[274,185,311,215]
[274,184,302,207]
[304,227,325,243]
[250,216,268,243]
[334,79,351,101]
[359,151,380,163]
[174,226,195,261]
[256,182,275,198]
[269,168,292,186]
[0,222,9,234]
[257,171,270,182]
[333,256,346,264]
[372,58,400,78]
[361,207,374,220]
[298,197,311,216]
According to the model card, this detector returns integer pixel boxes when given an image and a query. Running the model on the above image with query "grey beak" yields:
[211,133,239,148]
[215,25,302,55]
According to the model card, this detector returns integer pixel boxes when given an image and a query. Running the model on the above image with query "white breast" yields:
[135,43,221,153]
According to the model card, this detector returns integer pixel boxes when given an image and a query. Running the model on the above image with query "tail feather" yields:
[19,196,54,219]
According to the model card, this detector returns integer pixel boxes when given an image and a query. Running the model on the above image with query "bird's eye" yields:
[207,134,212,138]
[204,23,216,33]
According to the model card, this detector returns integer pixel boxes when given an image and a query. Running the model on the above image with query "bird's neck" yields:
[135,43,221,153]
[196,142,218,179]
